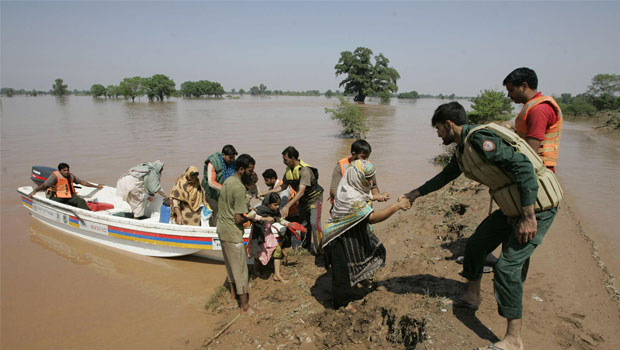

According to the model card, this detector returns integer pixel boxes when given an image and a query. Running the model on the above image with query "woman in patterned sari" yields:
[322,160,410,312]
[169,166,208,226]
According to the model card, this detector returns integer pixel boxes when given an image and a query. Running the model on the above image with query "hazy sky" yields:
[2,1,619,96]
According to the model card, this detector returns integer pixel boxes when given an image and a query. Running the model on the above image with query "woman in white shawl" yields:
[116,161,166,219]
[322,159,410,312]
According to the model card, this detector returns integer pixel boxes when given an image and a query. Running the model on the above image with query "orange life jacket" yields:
[338,157,350,176]
[52,170,75,199]
[515,95,562,168]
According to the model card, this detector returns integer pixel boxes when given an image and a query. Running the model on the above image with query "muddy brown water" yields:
[1,95,618,349]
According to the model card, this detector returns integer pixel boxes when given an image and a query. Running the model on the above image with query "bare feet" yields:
[242,305,258,314]
[344,302,357,313]
[477,318,523,350]
[476,339,523,350]
[441,296,480,310]
[273,275,288,284]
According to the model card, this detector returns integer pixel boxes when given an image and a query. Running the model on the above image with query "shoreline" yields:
[182,177,620,350]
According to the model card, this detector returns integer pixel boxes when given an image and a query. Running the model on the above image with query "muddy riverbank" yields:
[180,177,620,350]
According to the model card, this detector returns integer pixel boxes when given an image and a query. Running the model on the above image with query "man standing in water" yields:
[203,144,238,226]
[404,102,562,350]
[217,154,258,313]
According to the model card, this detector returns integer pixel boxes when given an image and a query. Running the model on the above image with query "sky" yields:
[1,1,619,96]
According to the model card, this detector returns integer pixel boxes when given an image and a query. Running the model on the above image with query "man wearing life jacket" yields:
[266,146,324,255]
[503,67,562,173]
[404,102,562,350]
[328,139,389,206]
[202,144,238,226]
[28,162,103,210]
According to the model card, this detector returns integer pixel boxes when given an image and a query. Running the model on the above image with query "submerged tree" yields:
[143,74,175,101]
[334,47,400,103]
[119,77,144,102]
[51,78,69,96]
[325,96,369,138]
[90,84,106,98]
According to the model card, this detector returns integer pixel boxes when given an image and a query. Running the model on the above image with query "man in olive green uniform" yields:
[266,146,323,255]
[217,153,257,313]
[405,102,560,350]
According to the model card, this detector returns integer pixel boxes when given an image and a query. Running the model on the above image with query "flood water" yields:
[1,95,618,349]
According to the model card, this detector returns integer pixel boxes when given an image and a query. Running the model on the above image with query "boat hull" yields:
[17,186,256,261]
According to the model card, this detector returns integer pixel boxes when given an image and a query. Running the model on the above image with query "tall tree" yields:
[586,74,620,97]
[334,47,400,103]
[51,78,69,96]
[585,74,620,110]
[119,77,144,101]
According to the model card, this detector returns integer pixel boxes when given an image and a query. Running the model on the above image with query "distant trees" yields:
[51,78,69,96]
[557,94,597,116]
[334,47,400,103]
[585,74,620,110]
[105,85,120,98]
[557,74,620,116]
[119,77,144,102]
[325,90,334,98]
[397,90,419,99]
[468,89,513,124]
[143,74,175,101]
[180,80,225,98]
[249,85,261,95]
[90,84,106,98]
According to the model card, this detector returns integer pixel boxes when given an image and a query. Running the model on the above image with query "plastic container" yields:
[86,202,114,212]
[159,204,171,223]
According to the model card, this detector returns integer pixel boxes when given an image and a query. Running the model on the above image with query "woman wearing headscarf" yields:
[322,159,411,312]
[169,166,208,226]
[116,161,166,219]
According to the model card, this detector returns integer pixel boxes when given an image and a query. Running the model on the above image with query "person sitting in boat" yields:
[116,161,166,219]
[169,166,208,226]
[28,162,104,210]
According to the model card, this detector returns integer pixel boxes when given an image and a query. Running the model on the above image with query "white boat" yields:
[17,184,272,261]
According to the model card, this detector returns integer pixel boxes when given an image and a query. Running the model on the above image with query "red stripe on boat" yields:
[108,225,211,242]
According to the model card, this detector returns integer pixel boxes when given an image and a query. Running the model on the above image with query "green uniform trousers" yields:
[462,207,557,319]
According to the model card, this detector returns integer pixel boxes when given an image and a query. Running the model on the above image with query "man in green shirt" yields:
[404,102,558,350]
[217,153,258,313]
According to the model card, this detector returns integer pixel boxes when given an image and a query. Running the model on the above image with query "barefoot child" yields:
[248,193,295,283]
